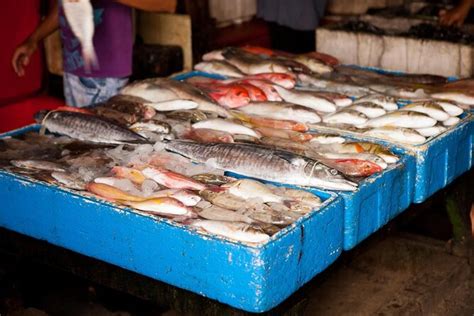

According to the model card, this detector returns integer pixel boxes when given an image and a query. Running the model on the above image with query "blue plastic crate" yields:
[0,125,344,313]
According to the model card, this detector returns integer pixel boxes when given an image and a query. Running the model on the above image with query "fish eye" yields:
[330,169,338,175]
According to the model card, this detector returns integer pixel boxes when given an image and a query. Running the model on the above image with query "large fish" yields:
[36,110,150,145]
[194,60,245,78]
[165,140,358,191]
[62,0,97,72]
[238,102,321,124]
[298,74,371,97]
[120,78,230,118]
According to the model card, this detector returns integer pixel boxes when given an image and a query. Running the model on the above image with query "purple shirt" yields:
[59,0,133,78]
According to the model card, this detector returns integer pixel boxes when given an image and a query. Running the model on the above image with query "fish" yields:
[196,83,251,108]
[315,152,388,169]
[111,166,147,184]
[349,142,398,164]
[191,173,235,185]
[353,94,399,111]
[194,60,245,78]
[232,112,308,132]
[363,111,437,128]
[36,110,150,145]
[10,159,66,172]
[239,207,300,226]
[293,55,333,74]
[165,140,358,191]
[433,101,464,116]
[86,182,145,202]
[297,74,371,97]
[62,0,97,72]
[121,197,195,217]
[196,204,254,223]
[101,95,156,119]
[225,79,282,101]
[399,102,450,121]
[200,189,259,211]
[51,171,86,190]
[309,134,346,144]
[92,107,137,126]
[222,48,291,75]
[255,127,313,142]
[302,91,353,107]
[120,78,230,118]
[190,219,270,244]
[323,109,369,126]
[416,125,447,137]
[238,102,321,124]
[150,189,201,206]
[146,100,199,112]
[184,128,234,143]
[222,179,285,203]
[142,166,207,191]
[362,127,426,145]
[315,157,382,177]
[272,85,337,113]
[442,116,460,126]
[245,73,296,89]
[166,110,208,123]
[281,188,322,208]
[192,119,260,138]
[202,49,225,61]
[347,102,386,118]
[430,92,474,106]
[130,121,171,134]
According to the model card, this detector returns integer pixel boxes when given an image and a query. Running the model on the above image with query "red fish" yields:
[233,111,308,132]
[322,158,382,177]
[197,84,251,108]
[245,73,296,89]
[142,166,207,191]
[55,106,93,115]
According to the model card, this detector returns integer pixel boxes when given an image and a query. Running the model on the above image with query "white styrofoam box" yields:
[327,0,403,15]
[316,28,474,78]
[209,0,257,27]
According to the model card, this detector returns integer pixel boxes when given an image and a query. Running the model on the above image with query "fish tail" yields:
[82,45,99,73]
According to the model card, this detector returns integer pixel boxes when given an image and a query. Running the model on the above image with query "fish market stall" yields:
[1,45,473,312]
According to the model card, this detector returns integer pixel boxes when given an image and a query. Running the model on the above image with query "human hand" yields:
[439,1,471,27]
[11,39,38,77]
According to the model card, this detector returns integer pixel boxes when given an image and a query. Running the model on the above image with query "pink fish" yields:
[142,166,207,191]
[184,128,234,143]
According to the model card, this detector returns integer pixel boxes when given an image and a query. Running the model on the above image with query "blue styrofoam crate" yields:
[0,125,344,313]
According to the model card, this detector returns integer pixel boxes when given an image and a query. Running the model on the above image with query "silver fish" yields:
[62,0,97,72]
[354,94,398,111]
[194,60,245,78]
[222,179,284,203]
[272,85,337,113]
[191,219,270,244]
[362,127,426,145]
[130,121,171,134]
[196,205,254,223]
[165,140,358,191]
[37,111,150,145]
[363,111,437,129]
[222,48,291,75]
[297,74,371,97]
[400,102,450,121]
[430,92,474,106]
[442,116,460,126]
[51,171,86,190]
[347,102,386,118]
[416,125,447,137]
[433,101,464,116]
[293,55,333,74]
[192,119,260,138]
[120,78,230,118]
[238,101,321,124]
[323,109,368,125]
[10,160,66,172]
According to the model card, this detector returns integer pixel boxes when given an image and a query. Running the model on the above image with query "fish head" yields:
[221,86,251,108]
[34,110,50,123]
[305,161,358,191]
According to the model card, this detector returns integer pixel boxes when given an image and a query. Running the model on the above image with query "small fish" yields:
[196,205,254,223]
[51,171,86,190]
[293,55,333,74]
[353,94,399,111]
[226,79,282,101]
[86,182,145,202]
[121,197,195,217]
[195,83,251,108]
[400,102,450,121]
[238,83,267,101]
[222,179,285,203]
[150,189,201,206]
[255,127,313,142]
[191,173,235,186]
[111,166,146,184]
[101,94,156,120]
[363,127,426,145]
[146,100,199,112]
[200,189,253,211]
[281,188,322,208]
[232,111,308,132]
[10,159,66,172]
[130,121,171,134]
[37,110,150,145]
[363,111,437,129]
[317,157,382,177]
[347,102,386,118]
[316,152,387,169]
[430,92,474,106]
[323,109,369,125]
[202,49,225,61]
[297,74,371,97]
[166,110,208,123]
[191,219,270,244]
[416,125,447,137]
[192,119,260,138]
[433,101,464,116]
[194,60,245,78]
[442,116,460,126]
[309,134,346,144]
[273,85,337,113]
[62,0,97,72]
[222,48,291,75]
[142,166,207,191]
[245,73,296,89]
[238,102,321,124]
[184,128,234,143]
[302,91,352,107]
[351,142,399,164]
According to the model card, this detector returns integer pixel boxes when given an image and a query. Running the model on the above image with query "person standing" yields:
[12,0,176,107]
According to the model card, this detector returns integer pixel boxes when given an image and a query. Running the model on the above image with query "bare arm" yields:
[11,2,59,76]
[116,0,177,12]
[439,0,473,26]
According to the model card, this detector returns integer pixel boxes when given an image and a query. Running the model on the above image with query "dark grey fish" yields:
[38,111,150,145]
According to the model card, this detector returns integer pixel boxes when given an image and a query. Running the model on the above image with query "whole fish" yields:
[121,197,195,217]
[62,0,97,72]
[281,188,322,208]
[302,90,353,107]
[191,173,235,186]
[400,102,450,121]
[225,79,282,101]
[442,116,460,126]
[196,204,254,223]
[222,179,285,203]
[272,85,337,113]
[146,100,199,112]
[192,119,260,138]
[353,94,399,111]
[194,60,245,78]
[233,83,267,102]
[130,121,171,134]
[51,171,86,190]
[363,111,437,128]
[293,55,333,74]
[362,127,426,145]
[347,102,386,118]
[238,102,321,124]
[314,157,382,177]
[245,73,296,89]
[184,128,234,143]
[150,189,201,206]
[315,152,387,169]
[430,92,474,106]
[232,112,308,132]
[323,109,369,125]
[222,48,291,75]
[86,182,145,202]
[166,110,208,123]
[298,74,371,97]
[433,101,463,116]
[197,83,251,108]
[309,134,346,144]
[416,125,447,137]
[165,140,358,191]
[112,166,146,184]
[200,189,267,212]
[191,219,270,244]
[120,78,230,118]
[348,142,398,164]
[255,127,313,142]
[36,110,150,145]
[142,166,207,191]
[100,95,156,120]
[10,159,66,172]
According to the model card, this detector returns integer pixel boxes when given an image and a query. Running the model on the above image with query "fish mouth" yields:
[312,177,358,191]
